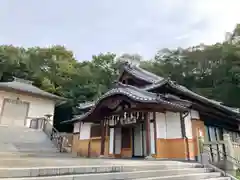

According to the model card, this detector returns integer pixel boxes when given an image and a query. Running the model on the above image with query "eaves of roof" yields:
[118,63,164,84]
[0,81,66,101]
[77,101,95,110]
[168,82,240,117]
[143,79,240,117]
[62,83,189,124]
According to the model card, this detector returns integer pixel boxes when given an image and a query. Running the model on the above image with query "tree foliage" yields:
[1,24,240,126]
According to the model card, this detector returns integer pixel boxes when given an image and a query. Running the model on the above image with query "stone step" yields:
[0,165,122,178]
[0,152,77,159]
[0,167,213,179]
[0,125,58,154]
[0,163,205,178]
[135,172,224,180]
[0,171,222,180]
[122,162,203,171]
[204,178,231,180]
[0,126,50,143]
[0,163,200,177]
[0,157,204,167]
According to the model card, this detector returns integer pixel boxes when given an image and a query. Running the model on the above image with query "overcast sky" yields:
[1,0,240,60]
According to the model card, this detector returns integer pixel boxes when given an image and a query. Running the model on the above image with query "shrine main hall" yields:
[63,62,240,160]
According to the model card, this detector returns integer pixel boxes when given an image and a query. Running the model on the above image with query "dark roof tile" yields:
[0,81,64,100]
[63,83,190,124]
[123,64,163,83]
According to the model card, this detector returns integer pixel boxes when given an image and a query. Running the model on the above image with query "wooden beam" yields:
[180,112,190,160]
[153,112,157,155]
[145,112,151,156]
[199,110,239,126]
[196,104,239,122]
[100,119,105,156]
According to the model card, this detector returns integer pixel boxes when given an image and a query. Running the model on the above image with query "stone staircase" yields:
[0,125,58,154]
[0,160,232,180]
[0,125,233,179]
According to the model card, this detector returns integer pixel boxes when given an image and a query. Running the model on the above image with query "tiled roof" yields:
[141,79,168,91]
[72,64,240,123]
[0,81,64,100]
[169,82,240,116]
[63,83,190,124]
[77,101,95,110]
[122,63,164,83]
[140,78,240,116]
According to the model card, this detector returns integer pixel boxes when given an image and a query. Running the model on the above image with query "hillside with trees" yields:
[1,24,240,130]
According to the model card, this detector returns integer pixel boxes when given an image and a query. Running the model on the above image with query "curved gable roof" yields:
[63,83,190,124]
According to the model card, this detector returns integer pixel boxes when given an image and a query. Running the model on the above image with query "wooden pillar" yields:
[100,119,106,156]
[180,112,190,160]
[112,117,116,155]
[153,112,157,155]
[145,112,151,156]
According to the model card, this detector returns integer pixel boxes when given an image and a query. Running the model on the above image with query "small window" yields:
[90,124,101,138]
[90,124,109,138]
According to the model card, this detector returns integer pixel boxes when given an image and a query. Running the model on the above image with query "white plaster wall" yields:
[0,94,3,112]
[142,127,147,156]
[149,112,154,120]
[150,122,155,154]
[205,126,240,142]
[155,112,166,138]
[185,113,193,138]
[156,111,191,139]
[191,110,200,119]
[215,127,222,140]
[109,128,114,154]
[79,123,91,140]
[166,111,182,139]
[133,124,143,156]
[0,90,56,127]
[208,126,217,141]
[115,127,121,154]
[204,125,209,141]
[73,122,80,133]
[206,126,236,141]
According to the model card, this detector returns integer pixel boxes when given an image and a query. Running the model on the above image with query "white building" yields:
[0,77,64,127]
